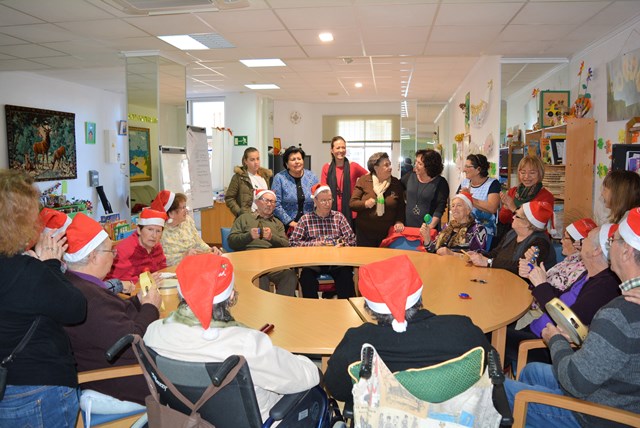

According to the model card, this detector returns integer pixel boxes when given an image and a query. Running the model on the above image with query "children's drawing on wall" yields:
[607,46,640,121]
[5,105,77,181]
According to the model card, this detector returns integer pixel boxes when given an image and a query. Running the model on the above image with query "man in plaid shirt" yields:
[290,184,356,299]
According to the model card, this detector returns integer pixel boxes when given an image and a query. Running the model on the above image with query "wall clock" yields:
[290,110,302,125]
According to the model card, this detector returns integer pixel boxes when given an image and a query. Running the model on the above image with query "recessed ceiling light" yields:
[354,82,363,88]
[245,84,280,90]
[158,35,208,50]
[240,59,286,67]
[319,32,334,42]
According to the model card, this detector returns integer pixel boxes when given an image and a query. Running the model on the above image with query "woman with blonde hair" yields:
[601,170,640,223]
[0,170,86,427]
[497,155,554,246]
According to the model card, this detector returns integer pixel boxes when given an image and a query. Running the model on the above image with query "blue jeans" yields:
[0,385,79,428]
[504,363,581,428]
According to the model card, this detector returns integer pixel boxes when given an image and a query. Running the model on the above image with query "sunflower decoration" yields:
[571,61,593,118]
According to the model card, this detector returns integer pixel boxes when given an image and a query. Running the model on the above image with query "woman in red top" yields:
[321,136,367,227]
[496,155,554,246]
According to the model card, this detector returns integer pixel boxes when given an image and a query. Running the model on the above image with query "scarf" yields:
[514,182,543,209]
[326,158,352,220]
[434,217,476,249]
[372,174,390,217]
[163,304,246,340]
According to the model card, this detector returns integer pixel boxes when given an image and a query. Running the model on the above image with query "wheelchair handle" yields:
[488,348,505,385]
[213,355,241,386]
[105,334,135,362]
[359,346,374,380]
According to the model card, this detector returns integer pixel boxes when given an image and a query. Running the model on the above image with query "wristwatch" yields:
[487,258,493,268]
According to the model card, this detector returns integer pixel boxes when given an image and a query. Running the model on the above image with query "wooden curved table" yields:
[160,247,532,365]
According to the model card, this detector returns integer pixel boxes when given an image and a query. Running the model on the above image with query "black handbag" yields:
[0,317,40,400]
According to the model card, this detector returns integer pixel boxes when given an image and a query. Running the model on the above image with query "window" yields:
[190,100,224,136]
[337,119,394,167]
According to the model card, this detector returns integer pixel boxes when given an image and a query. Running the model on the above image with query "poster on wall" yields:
[5,104,77,182]
[607,46,640,122]
[129,127,152,182]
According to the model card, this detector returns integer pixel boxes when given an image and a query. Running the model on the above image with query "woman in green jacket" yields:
[225,147,272,217]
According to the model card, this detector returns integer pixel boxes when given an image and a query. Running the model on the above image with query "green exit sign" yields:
[234,136,248,146]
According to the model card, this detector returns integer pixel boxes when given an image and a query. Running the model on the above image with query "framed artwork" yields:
[607,46,640,122]
[540,91,570,128]
[85,122,96,144]
[5,104,77,181]
[129,127,152,182]
[118,120,128,135]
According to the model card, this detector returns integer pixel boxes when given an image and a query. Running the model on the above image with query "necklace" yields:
[412,178,430,216]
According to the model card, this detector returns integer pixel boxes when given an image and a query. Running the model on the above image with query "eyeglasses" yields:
[606,236,624,250]
[562,233,583,246]
[463,164,475,169]
[99,248,117,256]
[258,198,276,205]
[317,198,333,205]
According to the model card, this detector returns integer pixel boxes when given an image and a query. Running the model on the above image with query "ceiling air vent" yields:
[104,0,248,15]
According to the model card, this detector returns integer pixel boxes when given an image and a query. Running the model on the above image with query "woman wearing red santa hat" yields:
[324,255,490,406]
[0,170,87,427]
[106,208,168,283]
[151,190,221,266]
[144,253,320,423]
[467,201,556,274]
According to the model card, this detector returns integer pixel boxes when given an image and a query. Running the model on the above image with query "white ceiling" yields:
[0,0,639,112]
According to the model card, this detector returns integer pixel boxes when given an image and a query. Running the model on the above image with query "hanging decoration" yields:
[571,61,593,118]
[214,126,233,136]
[482,133,494,155]
[531,88,541,130]
[127,113,158,124]
[470,80,493,128]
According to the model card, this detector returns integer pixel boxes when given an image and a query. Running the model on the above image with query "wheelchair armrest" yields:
[269,391,307,420]
[105,334,135,362]
[342,401,353,420]
[488,348,514,426]
[212,355,241,387]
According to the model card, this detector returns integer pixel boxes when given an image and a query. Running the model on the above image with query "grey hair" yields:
[364,298,423,325]
[65,238,108,269]
[177,290,238,323]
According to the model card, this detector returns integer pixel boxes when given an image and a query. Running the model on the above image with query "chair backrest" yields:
[131,339,263,428]
[220,227,233,253]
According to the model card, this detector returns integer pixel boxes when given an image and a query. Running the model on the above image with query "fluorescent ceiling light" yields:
[240,59,285,67]
[245,84,280,90]
[354,82,363,88]
[319,32,334,42]
[158,35,208,50]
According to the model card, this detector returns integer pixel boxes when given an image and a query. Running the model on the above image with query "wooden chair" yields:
[75,364,145,428]
[512,339,640,427]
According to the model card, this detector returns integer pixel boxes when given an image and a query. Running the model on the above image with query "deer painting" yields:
[51,146,66,170]
[33,125,52,166]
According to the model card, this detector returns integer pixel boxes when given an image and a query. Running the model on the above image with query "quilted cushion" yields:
[348,346,485,403]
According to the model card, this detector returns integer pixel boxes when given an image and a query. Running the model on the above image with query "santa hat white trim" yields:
[364,286,423,332]
[44,216,72,236]
[138,217,166,227]
[163,192,175,212]
[312,185,331,198]
[254,189,276,201]
[599,224,615,258]
[619,216,640,251]
[566,223,581,241]
[523,203,546,229]
[453,192,473,210]
[177,273,235,304]
[63,230,108,263]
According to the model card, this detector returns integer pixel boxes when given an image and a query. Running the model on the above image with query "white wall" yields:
[437,56,502,197]
[273,101,399,178]
[0,71,128,219]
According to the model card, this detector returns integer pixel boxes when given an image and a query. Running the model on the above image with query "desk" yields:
[159,247,531,365]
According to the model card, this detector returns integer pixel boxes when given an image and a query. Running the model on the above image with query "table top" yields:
[159,247,532,356]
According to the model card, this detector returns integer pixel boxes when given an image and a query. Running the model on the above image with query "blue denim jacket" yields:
[272,169,319,226]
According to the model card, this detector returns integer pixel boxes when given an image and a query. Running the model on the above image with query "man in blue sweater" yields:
[504,207,640,427]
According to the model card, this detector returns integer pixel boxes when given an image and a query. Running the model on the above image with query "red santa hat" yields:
[619,207,640,251]
[176,253,235,330]
[566,218,597,241]
[254,189,276,201]
[311,183,331,198]
[138,208,168,227]
[359,255,423,333]
[150,190,175,213]
[63,213,109,263]
[599,223,619,259]
[453,191,473,210]
[39,208,72,236]
[522,201,553,230]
